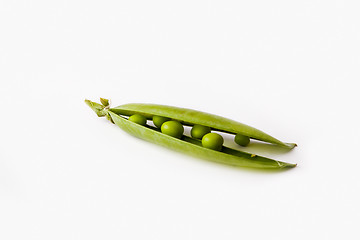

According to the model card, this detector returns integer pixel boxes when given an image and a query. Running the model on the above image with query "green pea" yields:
[191,124,211,139]
[128,114,147,126]
[153,115,170,128]
[202,133,224,151]
[161,121,184,139]
[234,133,250,146]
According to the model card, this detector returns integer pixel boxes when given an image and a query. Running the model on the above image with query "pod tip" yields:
[284,142,297,149]
[286,163,297,168]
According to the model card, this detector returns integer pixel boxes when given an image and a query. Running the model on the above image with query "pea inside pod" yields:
[85,99,297,170]
[234,133,250,147]
[128,114,147,126]
[153,115,170,128]
[191,124,211,139]
[202,132,224,151]
[161,120,184,139]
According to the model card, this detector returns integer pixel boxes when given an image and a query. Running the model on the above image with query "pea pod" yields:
[110,103,296,149]
[85,99,297,169]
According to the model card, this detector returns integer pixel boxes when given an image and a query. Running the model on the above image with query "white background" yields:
[1,1,359,239]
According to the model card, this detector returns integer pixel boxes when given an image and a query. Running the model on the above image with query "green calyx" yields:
[100,98,110,107]
[85,98,111,117]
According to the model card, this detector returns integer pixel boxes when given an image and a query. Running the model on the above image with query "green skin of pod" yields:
[161,121,184,139]
[153,115,170,128]
[202,133,224,151]
[85,99,296,169]
[128,114,147,126]
[234,133,250,147]
[110,103,296,149]
[105,110,296,169]
[191,125,211,139]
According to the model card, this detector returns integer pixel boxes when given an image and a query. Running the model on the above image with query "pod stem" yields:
[85,98,110,117]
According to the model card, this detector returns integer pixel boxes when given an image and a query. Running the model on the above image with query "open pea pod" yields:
[85,99,296,169]
[106,111,295,169]
[110,103,296,149]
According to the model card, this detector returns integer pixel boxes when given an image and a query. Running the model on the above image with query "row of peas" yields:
[128,114,250,151]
